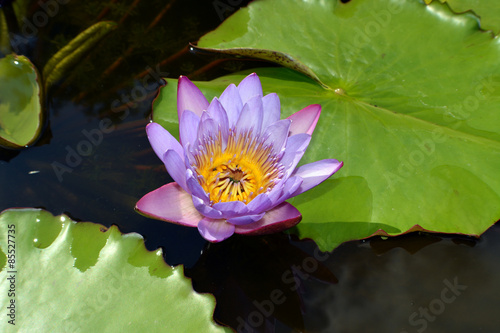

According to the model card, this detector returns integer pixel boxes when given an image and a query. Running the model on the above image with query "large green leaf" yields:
[425,0,500,35]
[0,54,43,149]
[0,208,229,332]
[153,0,500,251]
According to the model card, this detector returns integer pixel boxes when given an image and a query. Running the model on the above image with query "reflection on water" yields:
[187,226,500,332]
[1,0,499,332]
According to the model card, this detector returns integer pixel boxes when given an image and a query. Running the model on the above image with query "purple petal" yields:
[235,202,301,235]
[275,176,303,203]
[235,95,263,135]
[177,76,209,120]
[262,119,291,155]
[246,193,274,214]
[198,218,235,242]
[192,195,223,219]
[212,200,248,219]
[237,73,263,105]
[207,98,229,142]
[163,150,189,192]
[279,133,311,177]
[227,213,265,225]
[135,182,202,227]
[246,178,286,213]
[179,110,200,147]
[287,104,321,136]
[183,143,196,168]
[289,159,344,197]
[146,122,184,162]
[219,84,243,128]
[262,93,281,129]
[185,169,209,202]
[197,113,218,143]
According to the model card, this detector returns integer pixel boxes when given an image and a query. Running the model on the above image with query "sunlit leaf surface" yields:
[0,208,230,332]
[425,0,500,34]
[154,0,500,251]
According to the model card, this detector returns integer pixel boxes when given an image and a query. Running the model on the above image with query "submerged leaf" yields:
[0,11,10,54]
[43,21,117,89]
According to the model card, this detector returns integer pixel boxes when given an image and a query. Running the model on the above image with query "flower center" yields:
[191,129,283,204]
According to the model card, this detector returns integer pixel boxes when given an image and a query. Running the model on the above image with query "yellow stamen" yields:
[192,129,282,204]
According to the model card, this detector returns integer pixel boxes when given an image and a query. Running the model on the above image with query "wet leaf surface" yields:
[0,208,230,332]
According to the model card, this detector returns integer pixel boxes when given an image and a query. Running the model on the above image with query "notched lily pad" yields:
[0,208,230,332]
[0,54,44,149]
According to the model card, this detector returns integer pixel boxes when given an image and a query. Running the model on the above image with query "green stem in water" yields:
[43,21,117,91]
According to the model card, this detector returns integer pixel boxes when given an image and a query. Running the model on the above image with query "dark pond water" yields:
[1,0,499,332]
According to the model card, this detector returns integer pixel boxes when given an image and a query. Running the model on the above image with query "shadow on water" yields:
[1,0,500,332]
[186,226,500,332]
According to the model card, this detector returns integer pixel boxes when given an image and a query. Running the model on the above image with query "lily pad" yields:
[425,0,500,35]
[153,0,500,251]
[0,208,229,332]
[0,54,43,149]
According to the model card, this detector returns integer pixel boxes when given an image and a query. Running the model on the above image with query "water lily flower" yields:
[136,73,343,242]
